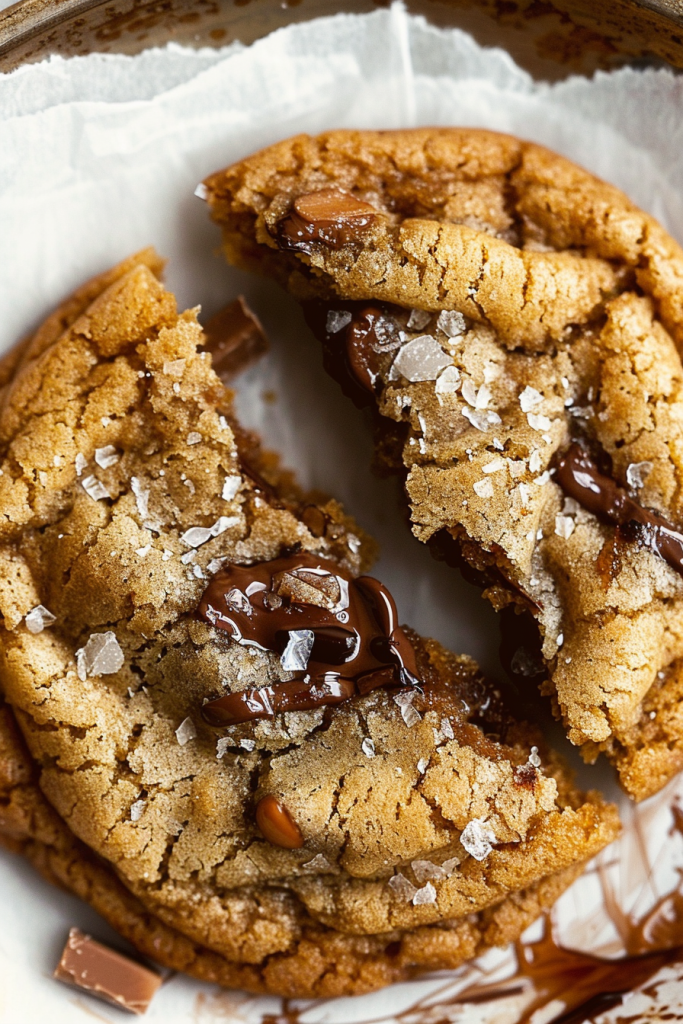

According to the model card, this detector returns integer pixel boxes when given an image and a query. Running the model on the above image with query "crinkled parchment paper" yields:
[2,6,683,1020]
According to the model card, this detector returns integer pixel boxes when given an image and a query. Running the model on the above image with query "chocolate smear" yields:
[54,927,161,1015]
[556,443,683,577]
[198,553,419,724]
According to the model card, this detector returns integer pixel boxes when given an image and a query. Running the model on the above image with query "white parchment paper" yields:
[2,6,683,1021]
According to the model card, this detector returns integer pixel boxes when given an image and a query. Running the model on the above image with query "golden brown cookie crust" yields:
[203,128,683,801]
[0,249,618,996]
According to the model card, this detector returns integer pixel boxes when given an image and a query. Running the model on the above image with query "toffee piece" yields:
[203,127,683,801]
[54,928,162,1015]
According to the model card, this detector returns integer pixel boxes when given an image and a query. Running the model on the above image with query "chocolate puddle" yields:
[198,553,419,724]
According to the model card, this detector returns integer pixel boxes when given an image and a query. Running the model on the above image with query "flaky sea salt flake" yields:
[95,445,119,469]
[216,738,231,758]
[473,479,493,499]
[222,475,242,501]
[437,310,466,337]
[163,358,186,378]
[25,604,56,634]
[388,873,416,902]
[461,379,478,407]
[362,738,376,758]
[391,335,452,382]
[130,799,146,822]
[280,629,315,672]
[555,515,575,540]
[527,412,552,432]
[176,717,197,746]
[412,860,446,883]
[187,432,202,446]
[135,544,152,557]
[412,882,437,906]
[519,386,543,412]
[81,475,110,501]
[435,365,461,396]
[131,477,150,519]
[326,309,352,333]
[76,632,124,680]
[75,453,88,476]
[417,757,429,774]
[462,407,501,431]
[460,819,496,861]
[626,461,653,490]
[483,458,505,474]
[240,738,256,752]
[407,309,432,331]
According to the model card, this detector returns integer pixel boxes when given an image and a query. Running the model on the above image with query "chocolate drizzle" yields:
[556,443,683,578]
[198,553,419,724]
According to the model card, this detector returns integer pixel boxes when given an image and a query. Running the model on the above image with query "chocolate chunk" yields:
[556,443,683,577]
[276,189,377,253]
[198,553,419,723]
[54,927,161,1015]
[201,296,268,378]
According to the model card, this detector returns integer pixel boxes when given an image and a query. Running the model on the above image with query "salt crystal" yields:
[240,738,256,752]
[557,633,564,647]
[401,704,421,728]
[216,737,231,758]
[222,475,242,501]
[181,516,240,548]
[347,534,361,554]
[462,407,501,431]
[441,718,454,740]
[555,515,575,539]
[493,438,504,451]
[391,336,452,382]
[303,853,332,871]
[509,461,526,478]
[388,873,417,901]
[412,882,437,906]
[563,497,581,515]
[181,550,196,564]
[131,477,150,519]
[280,629,315,672]
[519,386,543,412]
[529,746,542,768]
[218,415,229,431]
[412,860,447,883]
[475,383,492,410]
[173,382,181,394]
[193,565,205,579]
[95,445,119,469]
[176,717,197,746]
[527,412,552,432]
[442,858,460,876]
[163,358,186,377]
[81,474,110,501]
[518,483,531,507]
[534,471,550,486]
[626,461,653,490]
[362,738,376,758]
[529,450,542,474]
[482,458,505,474]
[417,757,429,774]
[484,362,501,384]
[207,557,225,574]
[135,544,152,557]
[435,365,461,396]
[437,310,466,337]
[75,453,87,476]
[162,549,173,561]
[226,588,251,614]
[326,309,352,333]
[187,432,202,446]
[407,309,432,331]
[130,799,146,822]
[461,379,478,407]
[75,632,124,681]
[25,604,56,634]
[473,479,493,499]
[460,819,496,861]
[194,182,208,200]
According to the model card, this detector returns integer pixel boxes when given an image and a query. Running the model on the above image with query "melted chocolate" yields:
[198,554,419,724]
[556,443,683,578]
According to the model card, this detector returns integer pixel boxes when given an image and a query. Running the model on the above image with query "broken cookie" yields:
[203,127,683,800]
[0,250,617,997]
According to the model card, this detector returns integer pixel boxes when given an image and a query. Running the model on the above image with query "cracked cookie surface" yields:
[203,127,683,800]
[0,250,618,996]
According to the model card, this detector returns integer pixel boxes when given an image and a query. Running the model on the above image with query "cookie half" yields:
[203,127,683,801]
[0,251,618,996]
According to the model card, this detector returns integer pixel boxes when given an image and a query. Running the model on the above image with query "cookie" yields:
[0,251,618,997]
[203,127,683,801]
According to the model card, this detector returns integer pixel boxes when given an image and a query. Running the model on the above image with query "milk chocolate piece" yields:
[276,188,377,253]
[54,928,161,1015]
[202,296,268,378]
